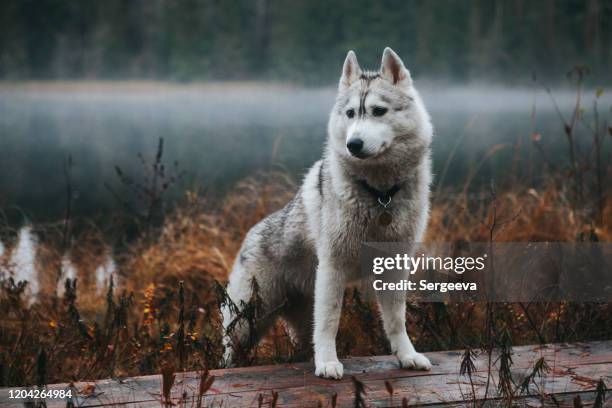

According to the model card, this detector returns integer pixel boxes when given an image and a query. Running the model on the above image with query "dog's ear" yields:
[380,47,412,87]
[339,50,362,90]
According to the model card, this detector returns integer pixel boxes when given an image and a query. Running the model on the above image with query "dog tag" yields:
[378,210,393,226]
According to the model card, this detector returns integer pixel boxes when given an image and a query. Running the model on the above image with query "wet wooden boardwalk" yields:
[1,341,610,407]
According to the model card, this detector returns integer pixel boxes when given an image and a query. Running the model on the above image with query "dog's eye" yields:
[372,106,388,117]
[345,109,355,119]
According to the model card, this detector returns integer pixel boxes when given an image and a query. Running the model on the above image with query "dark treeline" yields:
[0,0,610,84]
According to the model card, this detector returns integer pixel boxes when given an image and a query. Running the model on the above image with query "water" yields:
[2,226,56,299]
[0,224,115,299]
[9,226,38,298]
[0,82,608,224]
[0,82,609,298]
[94,254,115,295]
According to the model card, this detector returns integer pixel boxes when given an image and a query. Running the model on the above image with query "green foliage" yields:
[0,0,610,83]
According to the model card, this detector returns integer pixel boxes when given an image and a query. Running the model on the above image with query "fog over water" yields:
[0,82,610,297]
[0,82,610,223]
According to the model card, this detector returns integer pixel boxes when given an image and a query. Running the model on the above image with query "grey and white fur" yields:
[222,48,433,379]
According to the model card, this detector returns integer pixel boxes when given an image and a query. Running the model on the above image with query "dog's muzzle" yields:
[347,138,368,158]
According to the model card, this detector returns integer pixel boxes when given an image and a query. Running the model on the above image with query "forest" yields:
[0,0,610,84]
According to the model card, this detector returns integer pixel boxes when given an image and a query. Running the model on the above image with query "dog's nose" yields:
[346,138,364,156]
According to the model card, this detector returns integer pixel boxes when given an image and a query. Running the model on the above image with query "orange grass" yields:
[0,170,610,385]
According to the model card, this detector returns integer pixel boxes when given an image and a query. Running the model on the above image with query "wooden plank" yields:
[0,341,610,407]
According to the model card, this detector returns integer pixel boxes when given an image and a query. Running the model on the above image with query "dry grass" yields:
[1,169,609,386]
[124,172,295,294]
[428,185,612,243]
[0,172,299,384]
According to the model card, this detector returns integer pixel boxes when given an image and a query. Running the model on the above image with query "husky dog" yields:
[222,48,433,379]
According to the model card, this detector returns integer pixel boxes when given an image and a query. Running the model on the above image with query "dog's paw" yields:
[398,352,432,371]
[315,360,344,379]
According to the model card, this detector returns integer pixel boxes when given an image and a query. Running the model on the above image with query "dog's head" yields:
[328,48,432,164]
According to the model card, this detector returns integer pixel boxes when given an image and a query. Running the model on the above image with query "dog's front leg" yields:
[313,258,345,379]
[377,290,432,370]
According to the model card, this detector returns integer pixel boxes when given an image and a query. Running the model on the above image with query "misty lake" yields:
[0,82,608,224]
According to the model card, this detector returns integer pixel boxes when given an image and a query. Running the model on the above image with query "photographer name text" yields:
[372,253,487,292]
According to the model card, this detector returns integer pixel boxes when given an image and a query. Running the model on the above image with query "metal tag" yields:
[378,210,393,226]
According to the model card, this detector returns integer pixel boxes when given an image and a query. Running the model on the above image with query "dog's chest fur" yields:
[300,154,430,281]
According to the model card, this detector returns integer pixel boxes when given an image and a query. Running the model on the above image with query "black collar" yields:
[358,180,402,205]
